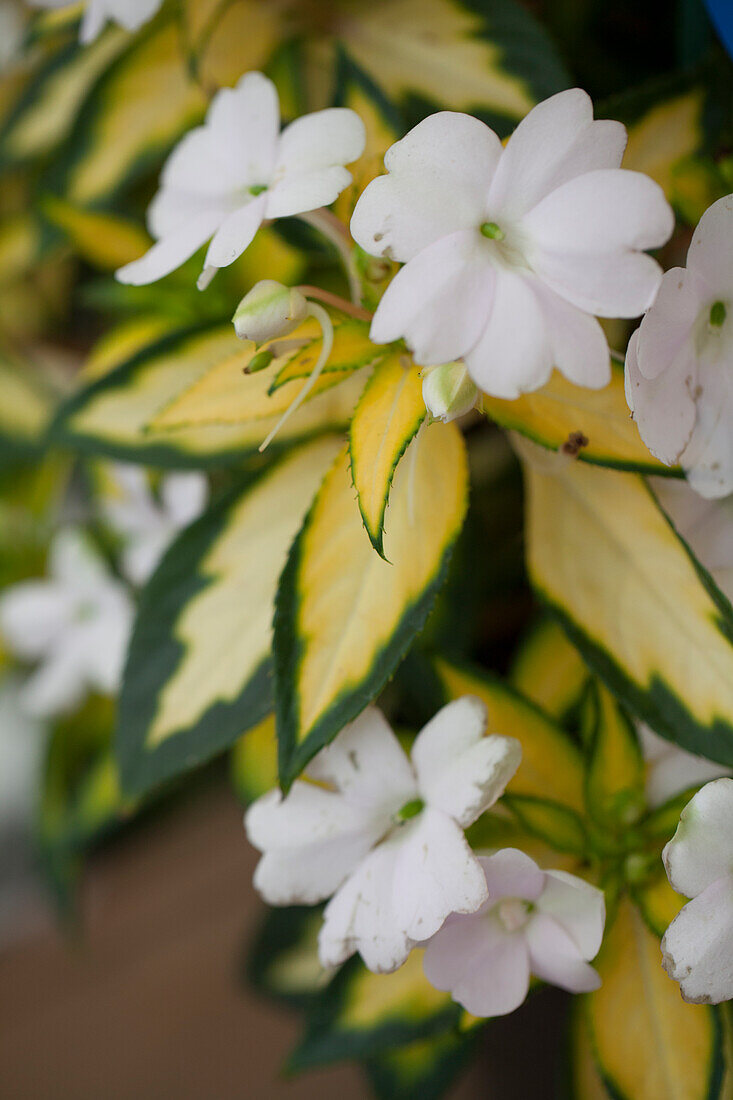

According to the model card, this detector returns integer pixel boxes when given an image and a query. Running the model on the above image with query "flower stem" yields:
[295,285,372,322]
[298,208,363,305]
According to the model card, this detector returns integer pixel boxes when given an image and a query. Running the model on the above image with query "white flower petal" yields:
[423,915,530,1017]
[681,362,733,500]
[686,193,733,298]
[464,270,552,398]
[265,166,353,220]
[0,584,71,660]
[116,210,223,286]
[207,72,280,188]
[19,645,87,718]
[624,328,697,466]
[369,230,495,364]
[161,472,208,527]
[525,169,673,257]
[478,849,545,902]
[488,89,625,219]
[160,130,244,198]
[535,870,605,959]
[80,594,133,693]
[411,696,521,827]
[351,112,502,262]
[532,282,610,389]
[526,912,601,993]
[275,108,365,178]
[529,244,665,318]
[662,872,733,1003]
[652,480,733,603]
[635,268,701,381]
[49,528,110,591]
[663,777,733,897]
[79,1,106,41]
[202,195,267,272]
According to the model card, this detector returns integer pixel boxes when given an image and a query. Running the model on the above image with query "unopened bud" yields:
[422,361,478,423]
[233,281,308,345]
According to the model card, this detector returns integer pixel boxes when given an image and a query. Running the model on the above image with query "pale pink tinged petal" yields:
[662,872,733,1003]
[369,230,495,363]
[686,193,733,298]
[116,210,223,285]
[464,269,552,398]
[275,108,365,177]
[536,247,664,318]
[681,362,733,499]
[202,195,266,271]
[532,282,610,388]
[636,269,701,380]
[478,849,545,903]
[392,809,489,944]
[647,744,731,809]
[79,1,106,42]
[350,112,502,262]
[412,698,521,826]
[421,910,497,990]
[306,707,417,817]
[208,72,280,187]
[265,167,353,219]
[0,584,71,659]
[663,778,733,897]
[425,919,530,1017]
[624,328,696,466]
[488,89,611,217]
[535,871,605,959]
[160,472,208,527]
[19,648,87,718]
[526,913,601,993]
[525,169,673,256]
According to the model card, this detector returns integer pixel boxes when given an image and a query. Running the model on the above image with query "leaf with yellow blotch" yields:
[274,423,468,786]
[510,616,590,721]
[583,682,645,829]
[349,352,426,557]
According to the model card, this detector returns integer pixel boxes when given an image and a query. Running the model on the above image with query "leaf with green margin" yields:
[631,871,684,940]
[523,452,733,768]
[510,616,590,722]
[116,435,341,796]
[269,314,382,392]
[0,353,55,466]
[364,1030,480,1100]
[503,794,588,855]
[247,903,333,1008]
[569,1000,616,1100]
[583,681,645,830]
[289,951,459,1070]
[349,351,426,557]
[483,363,676,475]
[230,713,278,806]
[274,423,468,787]
[51,323,364,468]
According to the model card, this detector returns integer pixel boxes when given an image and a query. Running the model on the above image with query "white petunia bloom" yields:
[662,778,733,1003]
[422,848,605,1016]
[117,72,365,290]
[351,88,673,399]
[625,194,733,499]
[27,0,162,44]
[0,529,133,718]
[102,464,208,586]
[245,698,522,973]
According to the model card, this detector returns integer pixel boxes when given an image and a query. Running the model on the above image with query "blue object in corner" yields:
[703,0,733,58]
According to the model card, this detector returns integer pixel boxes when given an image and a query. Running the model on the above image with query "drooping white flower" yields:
[116,72,365,290]
[351,88,673,400]
[28,0,162,44]
[245,698,522,973]
[422,848,605,1016]
[637,722,731,809]
[0,529,133,718]
[662,778,733,1003]
[101,464,208,586]
[625,194,733,499]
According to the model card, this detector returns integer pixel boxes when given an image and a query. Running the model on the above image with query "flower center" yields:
[480,221,505,241]
[248,184,268,197]
[497,897,530,932]
[710,300,727,328]
[394,797,425,824]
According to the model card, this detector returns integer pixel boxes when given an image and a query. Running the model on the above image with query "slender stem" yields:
[259,302,334,453]
[295,285,372,322]
[298,208,363,305]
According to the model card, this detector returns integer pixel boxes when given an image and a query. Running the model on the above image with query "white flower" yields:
[651,477,733,602]
[625,194,733,499]
[0,529,133,718]
[116,72,365,290]
[101,464,208,586]
[422,848,605,1016]
[638,722,731,809]
[245,698,522,973]
[662,778,733,1003]
[351,88,673,399]
[28,0,162,44]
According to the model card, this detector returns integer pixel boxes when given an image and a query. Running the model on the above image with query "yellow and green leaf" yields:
[364,1030,478,1100]
[349,351,426,556]
[586,898,723,1100]
[510,616,590,721]
[632,871,685,939]
[230,713,278,805]
[41,194,151,270]
[0,352,54,463]
[483,363,673,474]
[274,423,468,786]
[583,681,645,829]
[248,904,333,1007]
[524,454,733,766]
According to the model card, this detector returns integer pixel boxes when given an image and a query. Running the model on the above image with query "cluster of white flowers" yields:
[28,0,162,43]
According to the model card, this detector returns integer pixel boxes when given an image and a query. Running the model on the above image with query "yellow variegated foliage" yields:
[0,354,53,450]
[483,364,670,473]
[434,658,585,813]
[571,1005,614,1100]
[230,714,278,805]
[41,195,151,270]
[524,454,733,765]
[277,423,467,781]
[349,351,426,555]
[584,683,644,828]
[510,616,589,719]
[623,89,705,202]
[633,872,685,939]
[340,950,452,1032]
[82,315,179,379]
[587,899,720,1100]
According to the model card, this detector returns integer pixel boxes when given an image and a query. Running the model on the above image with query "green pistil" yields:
[710,300,727,327]
[395,798,424,823]
[248,184,268,197]
[480,221,505,241]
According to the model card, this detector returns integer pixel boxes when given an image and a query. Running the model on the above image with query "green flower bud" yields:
[421,361,478,423]
[233,280,308,345]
